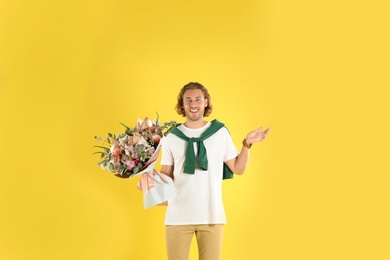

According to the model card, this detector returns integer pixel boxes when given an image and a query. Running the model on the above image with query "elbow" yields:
[234,163,248,175]
[234,168,246,175]
[225,159,247,176]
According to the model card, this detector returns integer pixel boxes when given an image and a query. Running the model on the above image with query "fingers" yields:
[147,174,155,189]
[252,127,263,134]
[137,171,156,194]
[146,170,155,178]
[138,169,169,193]
[155,171,169,183]
[149,169,168,184]
[250,127,269,136]
[255,126,270,133]
[260,128,270,141]
[139,174,149,194]
[247,127,270,143]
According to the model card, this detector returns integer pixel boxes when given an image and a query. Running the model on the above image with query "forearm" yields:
[232,127,270,174]
[226,140,251,175]
[137,165,173,207]
[160,165,174,180]
[234,145,250,175]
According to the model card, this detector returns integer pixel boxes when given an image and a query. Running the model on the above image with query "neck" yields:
[184,119,207,129]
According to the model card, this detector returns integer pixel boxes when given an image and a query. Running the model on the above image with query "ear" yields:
[205,98,208,107]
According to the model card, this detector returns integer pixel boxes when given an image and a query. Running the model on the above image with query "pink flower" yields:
[129,133,141,145]
[94,115,177,177]
[112,147,123,163]
[152,134,161,144]
[125,160,136,170]
[132,150,139,159]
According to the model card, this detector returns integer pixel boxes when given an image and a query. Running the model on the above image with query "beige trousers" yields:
[165,224,224,260]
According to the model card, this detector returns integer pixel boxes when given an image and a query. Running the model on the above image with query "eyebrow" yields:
[185,96,202,99]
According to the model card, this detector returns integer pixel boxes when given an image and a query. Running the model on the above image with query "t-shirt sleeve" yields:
[223,128,239,162]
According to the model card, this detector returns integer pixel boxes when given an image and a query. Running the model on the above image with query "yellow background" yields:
[1,0,389,259]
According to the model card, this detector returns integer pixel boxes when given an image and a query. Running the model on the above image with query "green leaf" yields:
[119,122,130,130]
[133,165,140,174]
[93,145,110,151]
[108,162,114,171]
[98,159,107,165]
[155,111,159,125]
[163,121,177,136]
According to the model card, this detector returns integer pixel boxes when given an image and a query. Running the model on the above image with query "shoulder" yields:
[161,131,184,146]
[218,126,231,136]
[162,133,179,141]
[207,126,231,141]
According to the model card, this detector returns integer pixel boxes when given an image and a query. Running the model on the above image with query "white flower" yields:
[138,137,150,147]
[110,145,115,153]
[100,162,110,171]
[119,135,128,146]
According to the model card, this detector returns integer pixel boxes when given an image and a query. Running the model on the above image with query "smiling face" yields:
[182,89,209,123]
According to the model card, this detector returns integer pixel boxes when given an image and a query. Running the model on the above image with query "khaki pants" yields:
[165,224,224,260]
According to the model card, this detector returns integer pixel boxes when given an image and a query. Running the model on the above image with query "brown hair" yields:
[175,82,213,117]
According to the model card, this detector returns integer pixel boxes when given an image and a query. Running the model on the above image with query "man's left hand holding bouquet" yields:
[137,168,171,206]
[94,115,177,208]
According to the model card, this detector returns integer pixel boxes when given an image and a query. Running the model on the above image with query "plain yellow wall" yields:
[1,0,389,259]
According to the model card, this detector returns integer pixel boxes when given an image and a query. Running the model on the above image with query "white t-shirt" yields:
[161,122,239,225]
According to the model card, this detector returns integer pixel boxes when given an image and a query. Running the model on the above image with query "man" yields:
[142,82,269,260]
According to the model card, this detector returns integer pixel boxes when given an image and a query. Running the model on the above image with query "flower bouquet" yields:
[94,115,177,209]
[94,115,176,178]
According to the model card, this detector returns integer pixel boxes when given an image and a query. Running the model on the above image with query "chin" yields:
[187,115,202,121]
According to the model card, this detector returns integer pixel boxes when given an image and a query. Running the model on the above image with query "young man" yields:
[143,82,269,260]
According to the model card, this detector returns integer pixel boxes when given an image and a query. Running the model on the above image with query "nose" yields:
[188,100,197,106]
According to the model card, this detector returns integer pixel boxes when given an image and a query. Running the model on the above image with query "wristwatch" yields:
[242,139,252,149]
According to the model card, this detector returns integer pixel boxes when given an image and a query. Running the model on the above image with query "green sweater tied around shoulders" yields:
[169,119,234,180]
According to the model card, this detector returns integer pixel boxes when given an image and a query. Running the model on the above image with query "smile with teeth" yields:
[190,109,199,113]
